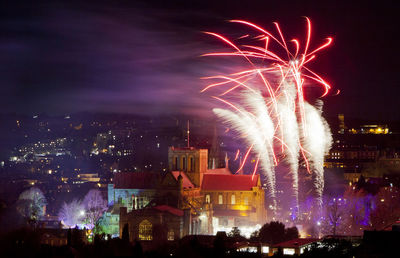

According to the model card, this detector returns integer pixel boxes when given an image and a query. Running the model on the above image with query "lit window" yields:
[218,194,223,204]
[262,246,269,254]
[244,196,249,205]
[167,229,174,241]
[138,220,152,241]
[283,248,295,255]
[205,194,211,203]
[231,194,236,205]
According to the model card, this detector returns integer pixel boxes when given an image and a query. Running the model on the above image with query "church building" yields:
[115,146,266,242]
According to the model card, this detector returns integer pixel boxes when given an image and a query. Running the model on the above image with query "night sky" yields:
[0,0,399,121]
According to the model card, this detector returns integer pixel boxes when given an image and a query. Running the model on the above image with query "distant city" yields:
[1,112,400,256]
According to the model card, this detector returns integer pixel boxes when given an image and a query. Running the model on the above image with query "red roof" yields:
[273,238,320,248]
[201,174,259,191]
[153,205,184,216]
[171,171,195,189]
[114,172,160,189]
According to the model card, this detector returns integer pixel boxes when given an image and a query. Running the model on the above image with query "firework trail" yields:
[276,82,300,212]
[300,101,332,212]
[214,90,276,203]
[202,18,333,218]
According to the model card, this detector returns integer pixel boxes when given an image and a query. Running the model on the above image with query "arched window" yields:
[187,156,191,172]
[174,156,179,170]
[218,194,223,204]
[190,157,195,172]
[231,194,236,205]
[205,194,211,204]
[138,220,153,241]
[182,156,187,171]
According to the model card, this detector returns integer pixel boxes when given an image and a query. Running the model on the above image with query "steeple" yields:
[187,120,190,148]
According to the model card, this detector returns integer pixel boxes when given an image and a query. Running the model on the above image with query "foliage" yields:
[285,226,299,240]
[258,221,298,244]
[321,185,400,236]
[16,187,47,224]
[58,199,85,228]
[228,226,241,238]
[82,189,107,230]
[249,229,259,240]
[95,215,111,235]
[369,186,400,230]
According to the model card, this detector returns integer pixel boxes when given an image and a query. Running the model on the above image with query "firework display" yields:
[203,18,332,218]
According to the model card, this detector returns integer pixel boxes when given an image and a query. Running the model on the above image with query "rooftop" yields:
[273,238,320,248]
[201,174,259,191]
[153,205,184,216]
[205,167,232,175]
[171,171,195,189]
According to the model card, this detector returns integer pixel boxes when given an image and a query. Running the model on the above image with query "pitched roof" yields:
[201,174,259,191]
[171,171,195,189]
[153,205,184,216]
[273,238,320,248]
[113,172,160,189]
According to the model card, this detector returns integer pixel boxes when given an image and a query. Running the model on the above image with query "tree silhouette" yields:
[82,189,107,230]
[258,221,299,244]
[285,226,299,240]
[16,187,47,226]
[370,186,400,230]
[228,226,242,238]
[259,221,285,244]
[58,199,85,228]
[122,223,129,242]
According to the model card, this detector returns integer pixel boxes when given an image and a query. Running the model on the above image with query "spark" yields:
[203,18,333,218]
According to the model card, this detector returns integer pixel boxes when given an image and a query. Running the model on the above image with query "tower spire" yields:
[187,120,190,148]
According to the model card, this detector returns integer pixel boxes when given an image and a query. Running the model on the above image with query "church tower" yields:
[168,147,208,187]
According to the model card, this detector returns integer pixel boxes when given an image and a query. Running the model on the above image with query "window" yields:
[189,156,195,172]
[244,196,249,205]
[283,248,295,255]
[182,156,187,171]
[138,220,153,240]
[218,194,223,204]
[231,194,236,205]
[174,156,178,170]
[167,229,174,241]
[205,194,210,203]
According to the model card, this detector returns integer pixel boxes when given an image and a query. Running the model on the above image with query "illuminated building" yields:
[107,172,159,211]
[348,125,390,135]
[271,238,320,256]
[168,146,266,235]
[74,173,100,184]
[111,146,266,241]
[119,205,188,242]
[91,130,134,156]
[338,114,346,134]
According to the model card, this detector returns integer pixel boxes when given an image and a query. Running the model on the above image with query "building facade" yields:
[108,146,267,241]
